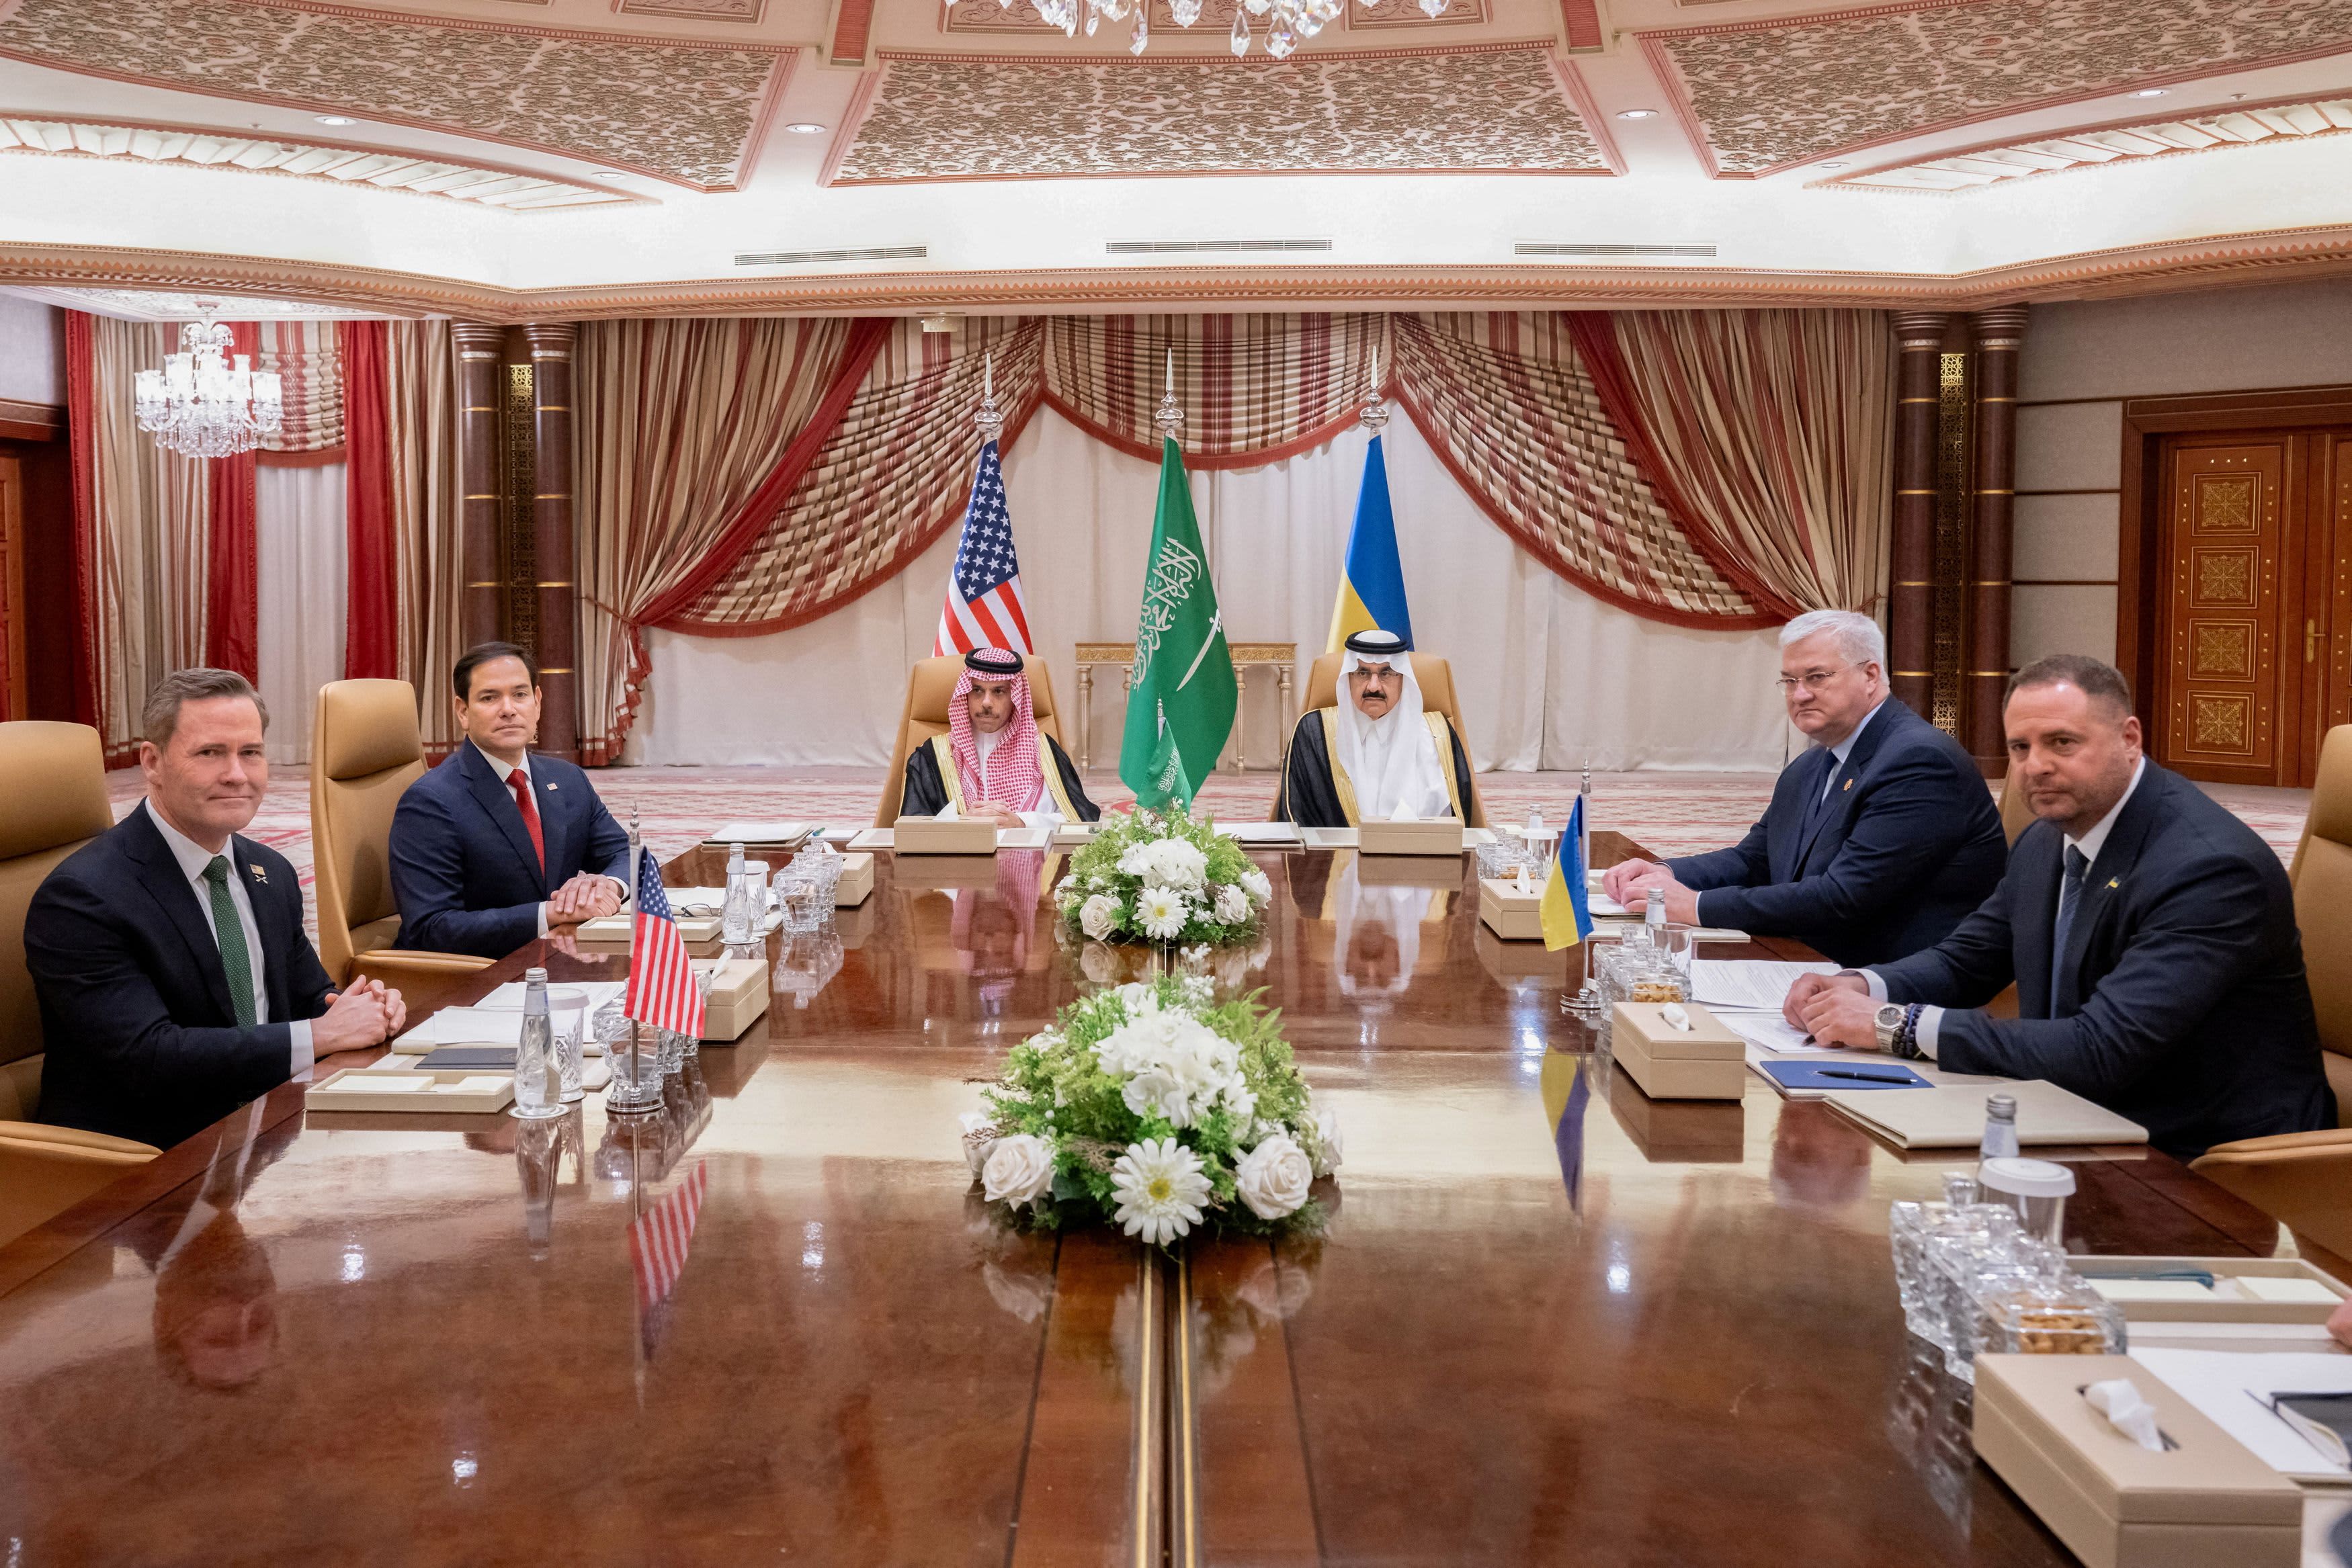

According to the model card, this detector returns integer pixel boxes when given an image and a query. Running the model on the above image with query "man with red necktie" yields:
[390,642,632,959]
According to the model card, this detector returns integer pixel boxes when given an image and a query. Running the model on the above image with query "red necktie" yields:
[509,768,546,875]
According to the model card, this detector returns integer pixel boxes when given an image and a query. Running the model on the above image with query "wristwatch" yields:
[1874,1002,1923,1059]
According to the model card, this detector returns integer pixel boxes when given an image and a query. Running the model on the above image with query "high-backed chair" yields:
[2185,724,2352,1276]
[1993,767,2035,846]
[875,656,1069,827]
[311,680,493,986]
[0,721,160,1246]
[1271,651,1488,827]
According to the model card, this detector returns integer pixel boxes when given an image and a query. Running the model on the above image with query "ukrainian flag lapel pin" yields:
[2105,877,2119,889]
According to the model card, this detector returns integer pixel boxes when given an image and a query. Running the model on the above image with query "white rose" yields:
[1238,866,1272,904]
[982,1133,1056,1209]
[958,1111,999,1177]
[1121,1064,1195,1127]
[1079,893,1121,941]
[1145,838,1209,889]
[1312,1104,1344,1178]
[1117,845,1154,879]
[1234,1133,1314,1220]
[1212,884,1251,925]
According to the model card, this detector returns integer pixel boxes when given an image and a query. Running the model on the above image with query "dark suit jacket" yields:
[1667,697,2006,968]
[1876,762,2334,1160]
[28,803,335,1150]
[389,742,632,959]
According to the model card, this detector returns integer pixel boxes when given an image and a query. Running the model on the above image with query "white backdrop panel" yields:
[632,409,1793,772]
[257,462,348,765]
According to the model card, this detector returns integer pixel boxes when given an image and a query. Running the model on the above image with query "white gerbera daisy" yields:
[1137,885,1187,941]
[1109,1137,1212,1246]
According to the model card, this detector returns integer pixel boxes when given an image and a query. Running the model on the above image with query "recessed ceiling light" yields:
[315,115,355,126]
[592,170,628,180]
[1818,161,1848,169]
[1615,109,1659,120]
[783,122,829,134]
[2130,88,2168,98]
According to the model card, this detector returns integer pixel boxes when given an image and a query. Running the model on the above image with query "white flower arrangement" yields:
[961,976,1339,1245]
[1054,803,1270,948]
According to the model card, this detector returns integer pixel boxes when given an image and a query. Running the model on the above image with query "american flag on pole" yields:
[933,439,1033,656]
[623,846,704,1038]
[629,1159,708,1359]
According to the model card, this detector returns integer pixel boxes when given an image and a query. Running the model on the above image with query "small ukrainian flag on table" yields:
[1540,796,1595,952]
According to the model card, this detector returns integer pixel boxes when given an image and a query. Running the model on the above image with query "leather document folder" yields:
[1821,1078,2147,1148]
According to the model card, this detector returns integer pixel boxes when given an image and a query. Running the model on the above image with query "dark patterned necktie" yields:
[2049,845,2089,1016]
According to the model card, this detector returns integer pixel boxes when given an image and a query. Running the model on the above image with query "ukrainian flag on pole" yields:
[1540,796,1595,952]
[1325,433,1414,653]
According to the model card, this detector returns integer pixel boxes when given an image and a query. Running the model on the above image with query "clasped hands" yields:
[965,800,1027,829]
[313,975,409,1053]
[545,873,626,930]
[1781,971,1886,1050]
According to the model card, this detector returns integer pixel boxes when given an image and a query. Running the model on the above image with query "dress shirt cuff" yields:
[289,1020,315,1081]
[609,876,630,906]
[1915,1008,1943,1061]
[1856,969,1889,1002]
[537,902,550,939]
[1689,888,1706,926]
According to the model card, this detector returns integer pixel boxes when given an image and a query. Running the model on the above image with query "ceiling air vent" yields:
[1515,242,1718,258]
[1105,238,1333,255]
[733,244,927,265]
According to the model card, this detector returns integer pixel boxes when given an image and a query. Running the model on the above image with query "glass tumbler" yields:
[775,865,826,934]
[601,1011,665,1113]
[544,986,587,1103]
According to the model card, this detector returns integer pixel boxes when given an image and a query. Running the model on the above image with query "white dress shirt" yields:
[1695,697,1886,925]
[144,799,313,1077]
[1863,756,2147,1058]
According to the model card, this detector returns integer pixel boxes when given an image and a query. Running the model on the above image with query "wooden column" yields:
[522,322,579,762]
[1888,312,1949,720]
[1968,305,2029,771]
[452,322,507,650]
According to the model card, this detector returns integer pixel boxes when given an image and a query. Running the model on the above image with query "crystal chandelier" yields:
[133,302,283,459]
[950,0,1443,59]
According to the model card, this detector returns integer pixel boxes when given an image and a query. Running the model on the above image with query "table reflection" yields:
[151,1100,294,1391]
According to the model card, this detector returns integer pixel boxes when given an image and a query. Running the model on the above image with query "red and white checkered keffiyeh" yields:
[946,650,1046,814]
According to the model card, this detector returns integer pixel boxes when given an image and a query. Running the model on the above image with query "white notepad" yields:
[1688,959,1839,1013]
[1222,822,1303,846]
[706,821,806,844]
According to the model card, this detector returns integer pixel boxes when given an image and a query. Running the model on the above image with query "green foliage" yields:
[1054,802,1272,947]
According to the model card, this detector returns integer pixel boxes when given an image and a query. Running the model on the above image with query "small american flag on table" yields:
[934,437,1033,656]
[623,846,704,1039]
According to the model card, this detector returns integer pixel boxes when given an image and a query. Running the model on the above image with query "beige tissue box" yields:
[576,911,722,946]
[1477,877,1544,941]
[696,957,770,1041]
[1609,1001,1746,1101]
[893,816,999,855]
[1972,1354,2302,1568]
[833,851,875,906]
[1356,818,1464,857]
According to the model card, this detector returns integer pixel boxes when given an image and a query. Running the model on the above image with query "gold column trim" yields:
[1978,396,2017,402]
[464,492,498,500]
[537,666,575,674]
[1896,488,1936,496]
[1893,579,1934,588]
[534,580,575,588]
[1892,669,1935,678]
[465,580,502,589]
[1898,397,1939,404]
[535,404,571,412]
[462,405,497,413]
[1975,488,2015,495]
[1968,669,2011,677]
[534,492,572,500]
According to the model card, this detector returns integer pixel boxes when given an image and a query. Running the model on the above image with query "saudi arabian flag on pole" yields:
[1120,435,1237,810]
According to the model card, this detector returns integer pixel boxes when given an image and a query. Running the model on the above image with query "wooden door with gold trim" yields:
[2152,437,2300,785]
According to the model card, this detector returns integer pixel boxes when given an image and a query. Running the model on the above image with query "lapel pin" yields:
[249,863,268,883]
[1842,778,1854,791]
[546,781,558,791]
[2105,877,2119,889]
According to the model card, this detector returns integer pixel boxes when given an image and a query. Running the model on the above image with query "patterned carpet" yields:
[106,765,2310,942]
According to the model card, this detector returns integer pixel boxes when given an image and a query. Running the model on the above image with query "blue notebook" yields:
[1755,1059,1932,1094]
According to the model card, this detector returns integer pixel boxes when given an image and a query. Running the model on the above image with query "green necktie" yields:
[203,856,258,1027]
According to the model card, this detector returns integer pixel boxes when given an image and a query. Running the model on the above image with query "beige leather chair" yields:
[310,680,493,986]
[874,656,1069,826]
[1993,767,2036,846]
[1271,651,1488,828]
[0,721,159,1246]
[2185,724,2352,1276]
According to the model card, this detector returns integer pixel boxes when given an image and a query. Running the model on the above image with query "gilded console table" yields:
[1072,642,1297,773]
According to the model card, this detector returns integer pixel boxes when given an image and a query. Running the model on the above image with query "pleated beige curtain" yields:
[1577,310,1894,619]
[78,315,216,762]
[385,319,464,752]
[574,316,866,763]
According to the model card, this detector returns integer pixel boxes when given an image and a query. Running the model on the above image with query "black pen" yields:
[1814,1067,1918,1084]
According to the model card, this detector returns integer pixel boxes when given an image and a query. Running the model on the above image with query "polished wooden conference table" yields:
[0,831,2283,1566]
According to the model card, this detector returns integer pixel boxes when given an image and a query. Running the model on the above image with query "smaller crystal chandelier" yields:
[133,302,283,459]
[952,0,1440,58]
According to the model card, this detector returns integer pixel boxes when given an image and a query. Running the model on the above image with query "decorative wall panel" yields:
[835,45,1603,181]
[1843,95,2352,190]
[617,0,763,17]
[1644,0,2352,177]
[0,0,785,188]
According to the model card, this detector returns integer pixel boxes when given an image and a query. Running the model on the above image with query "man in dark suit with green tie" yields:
[28,669,406,1149]
[1788,654,2334,1159]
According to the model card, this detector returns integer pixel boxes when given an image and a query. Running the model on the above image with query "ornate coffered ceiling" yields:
[0,0,788,188]
[1643,0,2352,177]
[1841,95,2352,190]
[0,114,638,207]
[939,0,1487,36]
[831,44,1606,182]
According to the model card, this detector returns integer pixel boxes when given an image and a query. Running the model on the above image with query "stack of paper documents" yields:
[705,821,807,844]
